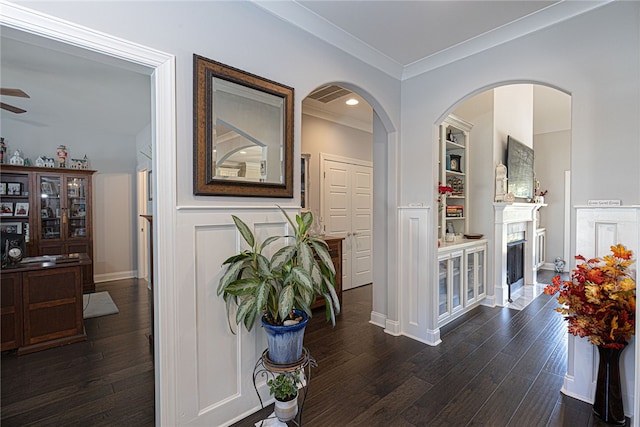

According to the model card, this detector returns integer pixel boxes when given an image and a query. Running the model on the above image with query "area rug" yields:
[83,291,119,319]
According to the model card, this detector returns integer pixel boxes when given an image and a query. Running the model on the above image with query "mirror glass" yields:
[194,55,293,197]
[212,79,283,184]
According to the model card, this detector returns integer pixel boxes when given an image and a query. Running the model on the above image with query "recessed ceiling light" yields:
[240,151,247,154]
[346,98,359,106]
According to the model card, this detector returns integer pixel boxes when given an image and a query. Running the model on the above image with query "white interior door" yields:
[322,155,373,290]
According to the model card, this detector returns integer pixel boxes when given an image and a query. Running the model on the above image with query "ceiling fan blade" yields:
[1,103,27,114]
[0,88,30,98]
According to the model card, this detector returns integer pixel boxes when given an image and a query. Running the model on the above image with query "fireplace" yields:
[493,203,544,306]
[506,233,526,302]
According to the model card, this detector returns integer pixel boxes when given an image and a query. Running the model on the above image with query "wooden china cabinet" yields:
[0,165,96,292]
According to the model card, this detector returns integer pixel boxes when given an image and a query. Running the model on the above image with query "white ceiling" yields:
[0,1,608,136]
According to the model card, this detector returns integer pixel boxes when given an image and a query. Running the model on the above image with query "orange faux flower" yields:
[544,244,636,348]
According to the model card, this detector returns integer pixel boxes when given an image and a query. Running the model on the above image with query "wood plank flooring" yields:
[1,278,154,427]
[2,275,628,426]
[236,282,628,427]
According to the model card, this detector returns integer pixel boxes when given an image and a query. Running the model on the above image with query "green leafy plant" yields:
[267,372,300,401]
[217,206,340,333]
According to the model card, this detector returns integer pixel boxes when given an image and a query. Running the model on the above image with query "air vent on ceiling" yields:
[308,85,351,103]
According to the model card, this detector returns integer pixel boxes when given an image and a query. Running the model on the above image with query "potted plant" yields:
[544,244,635,425]
[217,207,340,364]
[267,372,300,422]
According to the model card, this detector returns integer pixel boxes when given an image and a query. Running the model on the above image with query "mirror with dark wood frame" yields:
[193,54,294,197]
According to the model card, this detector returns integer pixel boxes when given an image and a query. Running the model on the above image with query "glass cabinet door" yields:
[467,252,476,302]
[451,254,462,311]
[477,250,485,296]
[66,177,87,238]
[438,258,448,316]
[39,175,62,240]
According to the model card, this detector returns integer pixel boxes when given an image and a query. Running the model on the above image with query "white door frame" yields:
[0,2,178,424]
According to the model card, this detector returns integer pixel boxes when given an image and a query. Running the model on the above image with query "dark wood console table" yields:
[311,236,344,310]
[1,253,89,354]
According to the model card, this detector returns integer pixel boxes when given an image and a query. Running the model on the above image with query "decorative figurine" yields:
[0,137,6,164]
[554,257,566,273]
[56,144,68,168]
[9,150,24,166]
[495,163,507,202]
[35,156,46,167]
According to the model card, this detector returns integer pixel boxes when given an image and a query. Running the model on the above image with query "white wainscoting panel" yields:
[399,207,439,345]
[175,208,295,426]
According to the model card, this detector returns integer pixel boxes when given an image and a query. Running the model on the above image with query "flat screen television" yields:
[506,135,534,200]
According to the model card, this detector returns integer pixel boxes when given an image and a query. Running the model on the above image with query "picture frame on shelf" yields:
[14,202,29,217]
[1,222,22,234]
[0,183,6,195]
[7,182,21,195]
[67,185,79,197]
[41,208,49,218]
[1,202,14,216]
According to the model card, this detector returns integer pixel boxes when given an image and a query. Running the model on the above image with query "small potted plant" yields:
[217,207,340,364]
[267,372,300,422]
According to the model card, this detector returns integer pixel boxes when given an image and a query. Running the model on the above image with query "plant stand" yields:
[253,347,316,426]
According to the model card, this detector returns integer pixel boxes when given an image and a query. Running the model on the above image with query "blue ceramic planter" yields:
[262,309,309,364]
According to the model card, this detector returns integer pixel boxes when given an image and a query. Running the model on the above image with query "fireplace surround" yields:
[492,202,545,306]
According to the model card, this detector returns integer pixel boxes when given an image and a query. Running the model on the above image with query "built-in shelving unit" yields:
[438,114,473,240]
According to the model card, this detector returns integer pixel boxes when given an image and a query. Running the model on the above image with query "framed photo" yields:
[7,182,21,195]
[14,202,29,217]
[68,184,79,197]
[1,222,22,234]
[1,202,14,216]
[0,183,6,195]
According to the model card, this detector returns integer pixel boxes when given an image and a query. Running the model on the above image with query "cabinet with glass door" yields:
[37,170,95,292]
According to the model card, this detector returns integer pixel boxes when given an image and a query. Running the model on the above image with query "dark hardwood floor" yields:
[2,275,627,426]
[1,278,154,427]
[236,281,628,427]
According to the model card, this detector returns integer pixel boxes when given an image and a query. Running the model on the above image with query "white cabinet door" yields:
[322,157,372,290]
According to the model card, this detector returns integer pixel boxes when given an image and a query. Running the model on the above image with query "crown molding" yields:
[251,0,404,79]
[253,0,614,82]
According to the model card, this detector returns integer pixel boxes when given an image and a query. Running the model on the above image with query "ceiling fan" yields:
[1,88,30,114]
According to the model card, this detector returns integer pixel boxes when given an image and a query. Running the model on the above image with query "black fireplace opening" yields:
[507,239,526,302]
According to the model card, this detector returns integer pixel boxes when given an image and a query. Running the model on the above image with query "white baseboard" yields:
[400,331,441,347]
[369,311,386,328]
[384,318,401,336]
[94,270,137,283]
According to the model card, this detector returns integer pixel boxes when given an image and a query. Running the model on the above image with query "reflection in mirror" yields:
[212,79,283,184]
[194,55,293,197]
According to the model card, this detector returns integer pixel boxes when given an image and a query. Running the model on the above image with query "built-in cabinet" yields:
[0,165,96,292]
[438,240,487,326]
[438,114,473,240]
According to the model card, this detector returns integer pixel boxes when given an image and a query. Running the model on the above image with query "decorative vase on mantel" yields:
[592,343,627,425]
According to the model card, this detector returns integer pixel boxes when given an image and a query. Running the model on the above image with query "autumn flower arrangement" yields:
[437,182,453,212]
[544,244,636,349]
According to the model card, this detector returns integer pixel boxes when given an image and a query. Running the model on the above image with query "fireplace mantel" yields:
[492,202,546,306]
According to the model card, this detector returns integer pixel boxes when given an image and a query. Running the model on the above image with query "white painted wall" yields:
[93,172,136,282]
[534,130,570,265]
[301,112,373,216]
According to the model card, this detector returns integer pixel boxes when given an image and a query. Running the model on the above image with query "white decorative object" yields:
[9,150,24,165]
[495,163,508,202]
[554,257,566,273]
[35,156,46,167]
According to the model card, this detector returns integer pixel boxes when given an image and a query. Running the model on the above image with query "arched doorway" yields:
[301,82,400,333]
[431,82,571,334]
